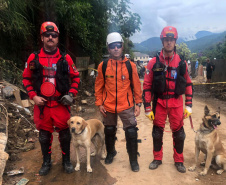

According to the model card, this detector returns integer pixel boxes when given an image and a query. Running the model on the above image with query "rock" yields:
[81,100,88,104]
[2,86,14,98]
[84,91,92,96]
[9,153,19,161]
[17,130,26,139]
[20,143,35,152]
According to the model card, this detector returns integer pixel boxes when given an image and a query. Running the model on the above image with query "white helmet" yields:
[125,54,130,59]
[106,32,124,46]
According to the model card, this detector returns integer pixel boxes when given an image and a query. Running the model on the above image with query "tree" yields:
[0,0,141,69]
[107,0,141,38]
[176,43,191,61]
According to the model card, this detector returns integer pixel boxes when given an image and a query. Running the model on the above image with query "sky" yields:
[129,0,226,43]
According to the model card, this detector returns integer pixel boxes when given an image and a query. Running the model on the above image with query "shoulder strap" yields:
[102,58,109,81]
[33,50,40,61]
[125,60,132,82]
[102,58,132,83]
[179,55,184,63]
[156,52,161,63]
[60,50,67,60]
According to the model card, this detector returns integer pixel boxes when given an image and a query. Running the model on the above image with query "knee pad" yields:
[104,126,117,136]
[173,127,186,154]
[39,129,52,144]
[125,127,138,139]
[152,126,163,140]
[173,127,186,141]
[59,128,71,142]
[152,126,163,152]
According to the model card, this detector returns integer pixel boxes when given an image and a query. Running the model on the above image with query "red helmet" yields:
[160,26,178,40]
[40,22,59,35]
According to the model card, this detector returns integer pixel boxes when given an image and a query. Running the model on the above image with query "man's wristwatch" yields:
[136,103,142,107]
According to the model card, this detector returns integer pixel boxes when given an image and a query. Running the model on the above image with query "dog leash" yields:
[189,116,197,133]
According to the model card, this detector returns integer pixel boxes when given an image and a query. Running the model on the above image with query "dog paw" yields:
[199,171,207,176]
[217,169,224,175]
[75,165,80,171]
[87,167,92,173]
[188,166,196,172]
[91,152,96,157]
[101,153,106,159]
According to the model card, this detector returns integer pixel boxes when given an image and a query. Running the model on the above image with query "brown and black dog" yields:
[189,105,226,175]
[67,116,106,173]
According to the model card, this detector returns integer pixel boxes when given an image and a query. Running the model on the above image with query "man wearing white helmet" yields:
[95,32,142,172]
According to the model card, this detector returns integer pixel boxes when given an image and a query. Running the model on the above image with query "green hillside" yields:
[133,31,226,54]
[186,31,226,53]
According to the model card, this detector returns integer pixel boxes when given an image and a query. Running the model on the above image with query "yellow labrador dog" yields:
[189,106,226,175]
[67,116,106,172]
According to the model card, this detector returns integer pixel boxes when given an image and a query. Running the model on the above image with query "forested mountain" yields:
[133,31,226,53]
[195,31,215,39]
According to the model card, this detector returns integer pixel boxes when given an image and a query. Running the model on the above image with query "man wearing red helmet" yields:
[143,26,192,173]
[22,21,80,175]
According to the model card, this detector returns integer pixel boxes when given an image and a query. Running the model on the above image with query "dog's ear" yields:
[217,107,220,114]
[81,119,88,130]
[67,118,71,126]
[204,105,210,116]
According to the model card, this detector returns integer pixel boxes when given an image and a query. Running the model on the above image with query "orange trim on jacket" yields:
[95,57,142,113]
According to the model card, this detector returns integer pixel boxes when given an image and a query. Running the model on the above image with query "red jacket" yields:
[95,57,142,113]
[143,51,192,109]
[22,48,80,107]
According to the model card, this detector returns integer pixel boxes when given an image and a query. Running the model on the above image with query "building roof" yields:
[133,52,149,58]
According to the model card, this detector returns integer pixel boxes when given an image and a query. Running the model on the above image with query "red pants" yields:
[34,104,70,133]
[153,103,184,162]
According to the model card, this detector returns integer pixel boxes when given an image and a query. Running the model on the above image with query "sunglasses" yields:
[108,43,123,49]
[43,32,58,38]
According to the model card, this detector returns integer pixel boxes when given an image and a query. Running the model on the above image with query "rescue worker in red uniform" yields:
[143,26,192,173]
[22,22,80,175]
[95,32,142,172]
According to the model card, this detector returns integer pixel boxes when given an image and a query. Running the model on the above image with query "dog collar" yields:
[75,127,86,135]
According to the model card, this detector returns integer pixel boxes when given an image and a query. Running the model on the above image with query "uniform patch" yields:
[72,63,77,73]
[146,69,150,75]
[171,69,177,79]
[52,64,57,71]
[25,62,27,68]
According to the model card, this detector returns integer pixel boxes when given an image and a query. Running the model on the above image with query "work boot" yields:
[38,129,52,176]
[105,150,117,164]
[125,127,140,172]
[149,160,162,170]
[62,154,74,173]
[59,128,74,173]
[39,154,51,176]
[175,162,186,173]
[104,126,117,164]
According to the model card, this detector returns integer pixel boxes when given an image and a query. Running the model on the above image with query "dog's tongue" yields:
[213,125,217,129]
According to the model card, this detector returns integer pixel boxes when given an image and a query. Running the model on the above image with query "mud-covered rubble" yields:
[194,83,226,101]
[3,102,37,161]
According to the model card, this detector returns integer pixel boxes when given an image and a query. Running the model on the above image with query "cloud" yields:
[130,0,226,43]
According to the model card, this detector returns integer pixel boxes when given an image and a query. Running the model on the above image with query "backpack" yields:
[102,58,133,89]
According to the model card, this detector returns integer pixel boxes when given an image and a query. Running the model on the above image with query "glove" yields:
[184,106,192,119]
[145,106,155,121]
[59,94,73,106]
[145,111,155,121]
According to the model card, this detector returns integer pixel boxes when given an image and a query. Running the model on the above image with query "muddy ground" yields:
[2,79,226,185]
